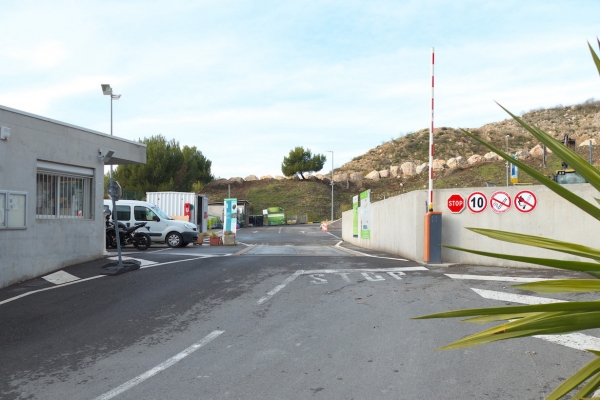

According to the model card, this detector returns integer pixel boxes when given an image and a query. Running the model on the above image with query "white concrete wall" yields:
[0,105,145,288]
[342,184,600,267]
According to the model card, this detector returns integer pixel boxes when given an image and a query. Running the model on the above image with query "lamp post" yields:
[326,150,334,222]
[101,84,123,267]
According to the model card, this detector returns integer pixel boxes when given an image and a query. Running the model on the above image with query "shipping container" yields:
[146,192,209,233]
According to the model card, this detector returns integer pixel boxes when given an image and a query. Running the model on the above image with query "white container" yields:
[146,192,208,233]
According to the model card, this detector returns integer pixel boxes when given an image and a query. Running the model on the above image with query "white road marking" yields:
[93,330,224,400]
[257,270,305,304]
[259,267,427,303]
[108,256,157,267]
[446,274,550,283]
[42,271,80,285]
[472,288,600,351]
[361,272,385,282]
[304,267,427,274]
[472,288,563,305]
[0,276,105,306]
[309,274,328,284]
[387,272,406,280]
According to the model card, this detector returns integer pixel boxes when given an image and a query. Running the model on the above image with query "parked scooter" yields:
[105,215,152,250]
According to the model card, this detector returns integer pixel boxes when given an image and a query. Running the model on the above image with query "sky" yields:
[1,1,599,179]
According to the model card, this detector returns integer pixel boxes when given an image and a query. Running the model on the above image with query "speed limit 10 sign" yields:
[467,191,487,213]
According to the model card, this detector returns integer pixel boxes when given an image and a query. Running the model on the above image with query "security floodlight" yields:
[101,84,112,95]
[111,94,121,100]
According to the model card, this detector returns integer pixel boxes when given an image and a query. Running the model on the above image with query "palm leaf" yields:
[413,301,600,320]
[439,311,600,350]
[514,279,600,293]
[497,106,600,192]
[461,312,543,324]
[590,41,600,77]
[443,245,600,277]
[461,129,600,221]
[545,350,600,400]
[466,228,600,262]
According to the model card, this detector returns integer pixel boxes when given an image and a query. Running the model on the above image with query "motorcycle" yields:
[105,215,152,251]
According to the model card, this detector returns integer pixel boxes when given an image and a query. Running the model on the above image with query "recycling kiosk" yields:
[423,212,442,264]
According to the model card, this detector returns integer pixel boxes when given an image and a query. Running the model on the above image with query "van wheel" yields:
[166,232,183,248]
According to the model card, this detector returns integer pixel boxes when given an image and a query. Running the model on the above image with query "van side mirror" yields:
[153,215,160,222]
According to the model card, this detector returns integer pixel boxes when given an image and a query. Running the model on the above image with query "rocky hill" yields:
[203,99,600,219]
[337,99,600,175]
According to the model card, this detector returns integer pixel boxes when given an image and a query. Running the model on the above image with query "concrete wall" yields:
[0,105,146,288]
[342,184,600,267]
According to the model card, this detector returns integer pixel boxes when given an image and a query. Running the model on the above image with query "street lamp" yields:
[326,150,334,222]
[101,84,124,268]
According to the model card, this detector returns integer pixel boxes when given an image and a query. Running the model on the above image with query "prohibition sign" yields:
[467,191,487,213]
[490,191,511,214]
[515,190,537,213]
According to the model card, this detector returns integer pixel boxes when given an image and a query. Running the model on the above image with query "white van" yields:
[104,200,199,247]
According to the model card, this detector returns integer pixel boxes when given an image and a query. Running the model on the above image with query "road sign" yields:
[467,191,487,213]
[490,191,511,214]
[447,194,465,213]
[515,190,537,213]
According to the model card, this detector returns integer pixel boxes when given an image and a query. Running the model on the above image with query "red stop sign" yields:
[447,194,465,213]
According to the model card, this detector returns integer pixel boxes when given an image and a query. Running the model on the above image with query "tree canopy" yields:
[112,134,213,195]
[281,146,326,179]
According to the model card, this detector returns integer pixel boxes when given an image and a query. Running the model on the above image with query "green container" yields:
[267,213,286,226]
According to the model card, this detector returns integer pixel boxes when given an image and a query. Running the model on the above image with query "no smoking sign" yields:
[490,191,511,214]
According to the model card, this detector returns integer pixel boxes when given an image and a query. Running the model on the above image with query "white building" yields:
[0,105,146,288]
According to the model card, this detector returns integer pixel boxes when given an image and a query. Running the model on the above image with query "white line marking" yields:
[258,267,427,304]
[0,275,105,306]
[139,256,214,269]
[387,272,406,280]
[361,272,385,282]
[303,267,427,274]
[108,256,157,267]
[446,274,550,283]
[333,243,408,261]
[42,270,80,285]
[472,288,600,351]
[93,330,224,400]
[257,270,305,305]
[472,288,564,305]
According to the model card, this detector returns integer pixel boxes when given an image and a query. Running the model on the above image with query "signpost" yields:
[510,155,518,184]
[515,190,537,213]
[490,191,511,214]
[447,194,465,213]
[467,192,487,213]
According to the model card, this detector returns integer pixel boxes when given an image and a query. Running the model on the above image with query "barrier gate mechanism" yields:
[423,212,442,264]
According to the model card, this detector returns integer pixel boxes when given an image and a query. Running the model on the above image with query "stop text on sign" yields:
[447,194,466,213]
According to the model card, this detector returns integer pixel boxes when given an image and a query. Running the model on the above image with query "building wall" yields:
[342,184,600,267]
[0,106,145,288]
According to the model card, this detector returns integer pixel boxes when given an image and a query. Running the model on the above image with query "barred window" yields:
[36,170,93,219]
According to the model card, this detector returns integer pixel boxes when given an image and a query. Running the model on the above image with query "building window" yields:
[36,170,93,219]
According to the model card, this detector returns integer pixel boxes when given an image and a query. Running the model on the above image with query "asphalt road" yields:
[1,225,598,399]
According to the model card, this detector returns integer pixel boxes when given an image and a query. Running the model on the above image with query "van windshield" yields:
[150,205,172,220]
